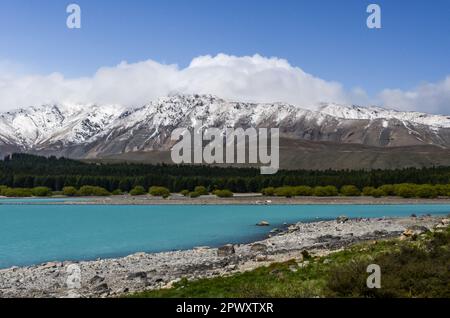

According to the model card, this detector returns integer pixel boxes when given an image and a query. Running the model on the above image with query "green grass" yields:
[129,227,450,298]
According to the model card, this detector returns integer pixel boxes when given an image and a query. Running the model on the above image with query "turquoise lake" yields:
[1,202,450,268]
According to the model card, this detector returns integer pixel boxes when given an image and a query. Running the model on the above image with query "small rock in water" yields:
[217,244,235,257]
[410,214,417,218]
[256,220,270,226]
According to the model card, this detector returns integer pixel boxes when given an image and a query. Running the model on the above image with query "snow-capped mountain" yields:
[1,94,450,169]
[319,103,450,129]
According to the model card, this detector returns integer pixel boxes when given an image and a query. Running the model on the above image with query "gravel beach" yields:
[0,215,447,298]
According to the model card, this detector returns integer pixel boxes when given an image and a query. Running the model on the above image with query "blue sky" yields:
[0,0,449,113]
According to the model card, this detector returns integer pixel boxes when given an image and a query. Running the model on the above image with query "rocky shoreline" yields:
[5,195,450,205]
[0,215,448,298]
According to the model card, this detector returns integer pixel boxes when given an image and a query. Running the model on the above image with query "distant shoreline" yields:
[3,195,450,205]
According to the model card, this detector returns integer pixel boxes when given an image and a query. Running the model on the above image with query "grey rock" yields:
[336,216,349,224]
[126,272,147,280]
[217,244,235,257]
[250,243,268,253]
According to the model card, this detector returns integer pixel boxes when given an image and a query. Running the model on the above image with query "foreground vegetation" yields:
[130,226,450,298]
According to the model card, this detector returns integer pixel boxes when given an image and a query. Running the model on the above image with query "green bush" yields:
[362,186,376,196]
[194,186,209,195]
[325,229,450,297]
[149,186,170,198]
[62,186,77,196]
[394,184,416,198]
[213,189,233,198]
[313,186,338,197]
[415,184,438,198]
[77,185,110,196]
[261,187,275,196]
[340,185,361,196]
[293,186,313,196]
[378,184,395,196]
[129,186,146,196]
[4,188,33,197]
[274,186,295,197]
[31,186,52,197]
[370,188,384,198]
[0,185,9,196]
[189,191,201,198]
[180,189,190,197]
[111,189,123,195]
[434,184,450,196]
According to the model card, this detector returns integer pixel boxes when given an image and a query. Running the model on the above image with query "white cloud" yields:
[0,53,448,114]
[378,76,450,114]
[0,54,347,111]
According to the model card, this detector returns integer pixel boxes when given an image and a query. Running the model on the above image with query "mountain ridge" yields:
[1,94,450,169]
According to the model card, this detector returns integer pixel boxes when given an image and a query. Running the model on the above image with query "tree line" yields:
[3,153,450,193]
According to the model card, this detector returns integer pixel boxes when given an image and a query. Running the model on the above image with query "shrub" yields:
[149,186,170,198]
[378,184,395,196]
[325,229,450,297]
[129,186,146,196]
[261,187,275,196]
[370,189,384,198]
[78,185,110,196]
[111,189,123,195]
[340,185,361,196]
[415,184,438,198]
[189,191,201,198]
[180,190,190,197]
[213,189,233,198]
[194,186,209,195]
[293,186,313,196]
[313,186,338,197]
[31,186,52,197]
[434,184,450,196]
[362,186,376,196]
[62,186,78,196]
[394,184,416,198]
[274,186,295,198]
[0,185,8,196]
[4,188,33,197]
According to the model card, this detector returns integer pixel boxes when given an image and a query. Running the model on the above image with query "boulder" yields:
[256,220,270,226]
[250,243,268,253]
[255,254,268,262]
[441,218,450,225]
[336,215,349,224]
[403,225,429,237]
[89,275,105,284]
[126,272,147,280]
[93,283,109,292]
[217,244,235,257]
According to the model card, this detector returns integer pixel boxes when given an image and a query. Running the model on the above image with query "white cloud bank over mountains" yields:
[0,53,448,114]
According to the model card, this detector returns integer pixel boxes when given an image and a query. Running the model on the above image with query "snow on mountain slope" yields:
[0,103,124,147]
[1,94,450,154]
[319,103,450,128]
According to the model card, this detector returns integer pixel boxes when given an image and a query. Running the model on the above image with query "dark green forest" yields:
[2,153,450,192]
